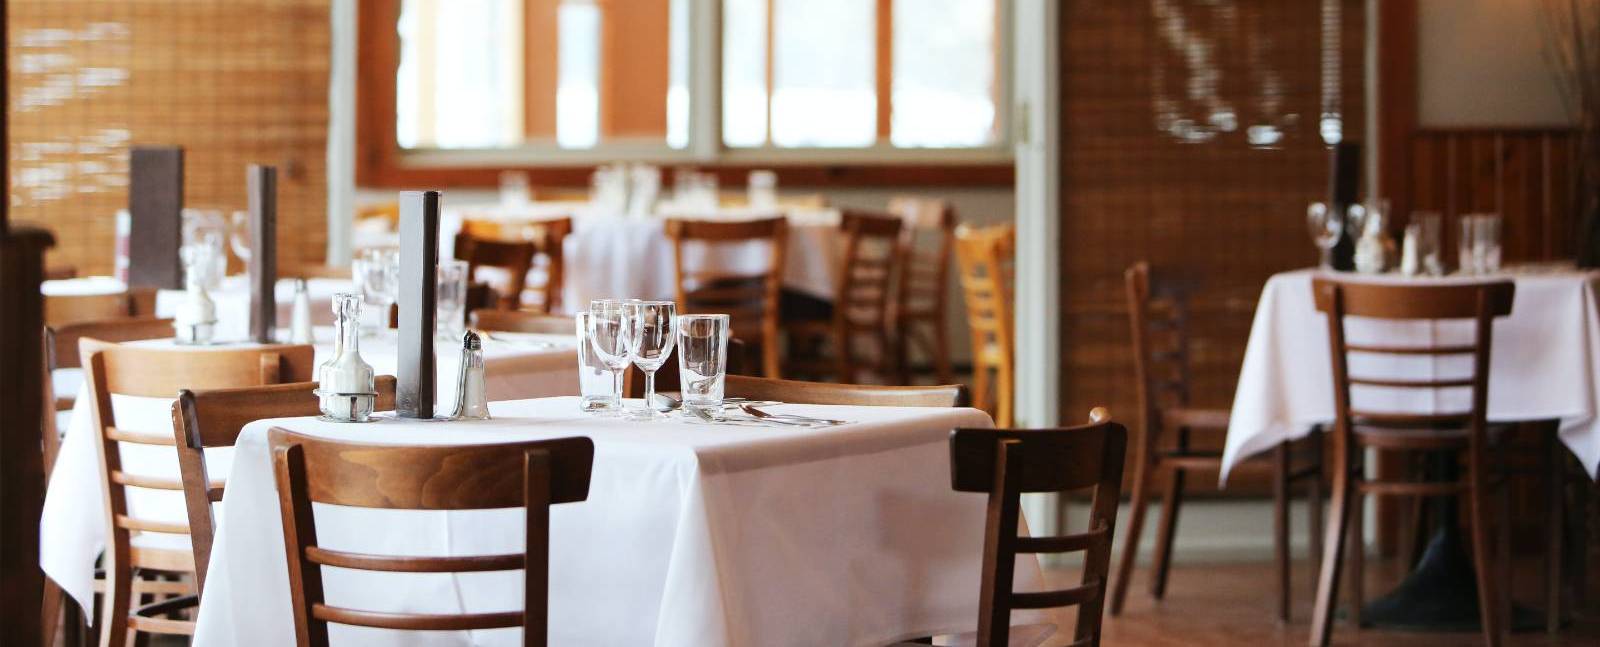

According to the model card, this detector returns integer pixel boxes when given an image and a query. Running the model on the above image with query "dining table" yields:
[38,328,581,615]
[442,202,847,312]
[1223,266,1600,630]
[190,397,1054,646]
[42,274,355,341]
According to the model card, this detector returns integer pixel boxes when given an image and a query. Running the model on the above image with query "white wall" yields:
[1417,0,1575,127]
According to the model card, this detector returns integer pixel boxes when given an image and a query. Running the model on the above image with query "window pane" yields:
[891,0,998,147]
[557,2,600,148]
[721,0,767,147]
[770,0,875,147]
[397,0,522,149]
[396,0,684,152]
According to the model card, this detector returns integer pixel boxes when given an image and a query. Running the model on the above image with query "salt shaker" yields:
[317,293,377,422]
[289,278,314,344]
[450,330,491,420]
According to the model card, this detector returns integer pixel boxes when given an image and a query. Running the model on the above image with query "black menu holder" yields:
[247,165,277,344]
[396,190,440,419]
[128,146,184,289]
[1327,141,1361,272]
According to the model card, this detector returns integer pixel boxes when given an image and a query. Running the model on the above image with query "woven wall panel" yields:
[1059,0,1366,488]
[1410,129,1578,264]
[9,0,331,276]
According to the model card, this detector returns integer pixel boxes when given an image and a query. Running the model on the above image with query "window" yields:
[363,0,1011,186]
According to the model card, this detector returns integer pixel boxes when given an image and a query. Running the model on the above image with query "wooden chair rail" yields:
[310,605,522,631]
[304,547,523,573]
[724,375,965,408]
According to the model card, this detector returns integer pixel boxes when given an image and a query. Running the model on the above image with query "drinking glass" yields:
[677,314,729,415]
[586,299,633,415]
[353,249,398,333]
[624,300,677,419]
[1474,214,1502,274]
[228,210,252,265]
[1306,202,1344,269]
[1413,211,1443,275]
[575,312,620,414]
[748,170,778,210]
[436,259,468,341]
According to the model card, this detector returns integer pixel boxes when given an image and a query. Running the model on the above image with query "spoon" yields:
[650,393,681,413]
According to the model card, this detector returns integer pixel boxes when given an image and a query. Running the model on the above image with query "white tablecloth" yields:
[192,398,1048,646]
[39,329,580,612]
[42,275,355,341]
[1223,268,1600,482]
[443,205,844,311]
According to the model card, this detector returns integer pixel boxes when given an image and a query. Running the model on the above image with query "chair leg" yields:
[97,563,130,647]
[932,318,953,385]
[1149,467,1186,599]
[1348,488,1364,627]
[43,577,64,647]
[1109,429,1158,615]
[1273,442,1292,623]
[1309,449,1354,647]
[995,358,1014,428]
[1545,428,1564,633]
[1467,451,1506,647]
[1308,431,1324,573]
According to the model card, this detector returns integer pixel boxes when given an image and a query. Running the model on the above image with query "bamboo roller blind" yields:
[1059,0,1365,485]
[9,0,331,276]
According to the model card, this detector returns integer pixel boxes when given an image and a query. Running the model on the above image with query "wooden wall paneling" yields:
[9,0,332,278]
[1408,129,1577,266]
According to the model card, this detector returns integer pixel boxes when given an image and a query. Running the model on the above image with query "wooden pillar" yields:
[248,165,278,344]
[396,190,440,418]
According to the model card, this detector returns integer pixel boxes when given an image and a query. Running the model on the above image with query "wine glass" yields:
[228,210,252,266]
[1306,202,1344,269]
[354,249,398,334]
[586,299,633,416]
[625,300,677,419]
[436,259,468,341]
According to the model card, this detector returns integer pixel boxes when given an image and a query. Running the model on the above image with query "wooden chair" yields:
[172,377,398,594]
[44,318,174,466]
[1110,263,1324,621]
[82,339,315,645]
[44,288,157,327]
[786,210,902,383]
[953,224,1015,427]
[471,309,576,335]
[895,408,1127,647]
[455,233,538,311]
[887,197,957,386]
[268,429,594,646]
[723,374,966,408]
[1308,278,1516,647]
[664,216,787,377]
[460,216,572,313]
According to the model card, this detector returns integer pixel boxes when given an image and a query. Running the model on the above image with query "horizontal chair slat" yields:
[311,604,522,631]
[107,427,178,446]
[115,514,188,535]
[305,546,523,573]
[1014,526,1105,554]
[1349,376,1474,389]
[1009,580,1102,609]
[111,470,185,491]
[1347,343,1477,356]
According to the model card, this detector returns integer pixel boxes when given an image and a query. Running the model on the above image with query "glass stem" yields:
[612,368,625,403]
[643,370,657,412]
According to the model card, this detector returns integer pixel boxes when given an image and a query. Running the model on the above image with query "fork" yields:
[736,403,848,427]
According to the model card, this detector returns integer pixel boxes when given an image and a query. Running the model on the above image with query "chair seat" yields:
[888,623,1057,647]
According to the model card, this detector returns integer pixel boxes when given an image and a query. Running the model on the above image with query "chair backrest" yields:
[268,429,594,647]
[461,217,573,313]
[1124,262,1205,423]
[47,317,175,371]
[663,216,788,377]
[949,409,1127,647]
[455,233,539,311]
[470,309,576,335]
[44,288,157,327]
[1311,277,1515,436]
[833,210,903,332]
[887,197,956,318]
[172,377,398,593]
[954,225,1016,422]
[83,340,315,576]
[724,374,966,407]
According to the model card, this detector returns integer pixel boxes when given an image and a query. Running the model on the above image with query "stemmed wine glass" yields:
[353,249,398,334]
[624,300,677,419]
[1306,202,1344,269]
[586,299,633,416]
[228,210,252,266]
